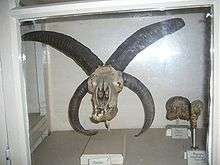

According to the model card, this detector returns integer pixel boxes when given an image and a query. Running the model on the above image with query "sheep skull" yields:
[88,66,123,126]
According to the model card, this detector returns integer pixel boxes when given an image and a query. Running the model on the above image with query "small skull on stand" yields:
[166,96,204,149]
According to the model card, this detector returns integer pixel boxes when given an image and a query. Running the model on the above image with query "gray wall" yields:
[46,12,209,131]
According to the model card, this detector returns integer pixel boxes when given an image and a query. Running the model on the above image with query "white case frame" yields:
[1,0,219,165]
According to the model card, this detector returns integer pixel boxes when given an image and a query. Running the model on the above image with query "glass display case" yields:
[20,6,212,165]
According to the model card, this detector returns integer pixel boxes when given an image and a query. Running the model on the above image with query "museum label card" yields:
[187,150,208,165]
[171,127,188,139]
[81,154,123,165]
[88,157,111,165]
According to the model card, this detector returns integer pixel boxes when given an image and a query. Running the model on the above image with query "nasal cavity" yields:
[96,81,110,105]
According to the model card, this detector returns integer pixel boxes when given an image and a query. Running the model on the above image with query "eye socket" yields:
[104,87,109,99]
[114,81,122,88]
[97,89,104,99]
[105,87,109,94]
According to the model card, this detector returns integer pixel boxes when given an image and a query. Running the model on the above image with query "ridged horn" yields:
[22,31,103,75]
[122,72,155,137]
[68,78,98,136]
[106,18,185,71]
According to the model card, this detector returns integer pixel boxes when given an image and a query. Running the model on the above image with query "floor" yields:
[31,128,206,165]
[28,113,43,129]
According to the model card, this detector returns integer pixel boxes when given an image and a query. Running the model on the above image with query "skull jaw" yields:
[90,106,118,124]
[90,92,119,124]
[166,113,178,121]
[166,110,190,121]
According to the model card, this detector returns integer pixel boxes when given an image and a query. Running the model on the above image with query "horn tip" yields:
[172,17,185,29]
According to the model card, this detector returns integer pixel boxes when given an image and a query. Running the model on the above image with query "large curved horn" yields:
[106,18,185,71]
[69,73,154,136]
[122,72,155,137]
[22,31,103,75]
[68,78,98,136]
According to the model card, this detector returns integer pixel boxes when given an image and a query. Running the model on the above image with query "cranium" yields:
[190,100,204,128]
[22,18,185,136]
[165,96,191,121]
[88,66,123,125]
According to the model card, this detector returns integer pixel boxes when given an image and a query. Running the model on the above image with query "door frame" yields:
[1,0,219,164]
[0,56,8,165]
[0,0,31,165]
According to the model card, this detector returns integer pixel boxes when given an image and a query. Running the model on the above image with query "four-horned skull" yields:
[22,18,185,136]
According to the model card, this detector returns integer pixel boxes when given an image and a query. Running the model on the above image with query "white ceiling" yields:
[20,0,79,6]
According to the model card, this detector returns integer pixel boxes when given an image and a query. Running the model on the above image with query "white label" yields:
[89,157,111,165]
[81,154,123,165]
[171,127,188,139]
[187,150,208,165]
[166,128,172,136]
